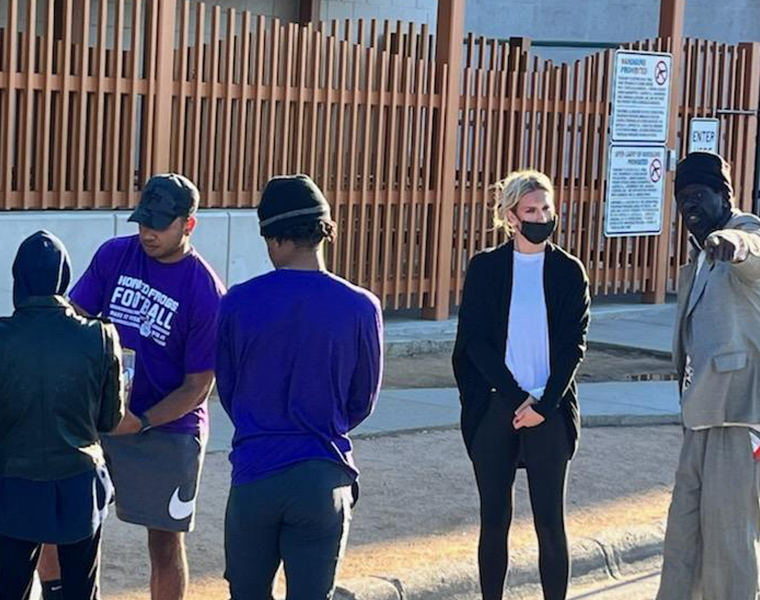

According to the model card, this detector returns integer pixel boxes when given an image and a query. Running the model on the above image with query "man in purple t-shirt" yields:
[39,174,225,600]
[216,175,383,599]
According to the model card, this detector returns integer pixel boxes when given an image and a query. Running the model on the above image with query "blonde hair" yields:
[491,169,555,237]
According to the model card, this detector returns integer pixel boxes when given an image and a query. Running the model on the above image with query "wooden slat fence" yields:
[0,0,759,313]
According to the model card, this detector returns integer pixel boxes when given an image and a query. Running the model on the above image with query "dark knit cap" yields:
[258,174,331,238]
[675,152,734,199]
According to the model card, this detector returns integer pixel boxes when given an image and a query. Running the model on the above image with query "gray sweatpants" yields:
[224,460,354,600]
[657,426,760,600]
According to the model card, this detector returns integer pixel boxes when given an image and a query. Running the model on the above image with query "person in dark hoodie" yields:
[0,231,125,600]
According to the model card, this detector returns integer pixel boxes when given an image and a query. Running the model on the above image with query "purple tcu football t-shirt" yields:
[70,235,225,436]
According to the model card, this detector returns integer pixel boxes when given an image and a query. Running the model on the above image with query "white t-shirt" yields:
[505,250,551,399]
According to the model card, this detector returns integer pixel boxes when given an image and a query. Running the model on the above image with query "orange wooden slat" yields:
[90,0,108,206]
[278,22,295,177]
[19,0,37,206]
[1,0,19,205]
[105,0,125,201]
[417,65,436,302]
[173,1,190,175]
[452,66,471,299]
[125,0,142,203]
[344,41,362,282]
[235,10,252,205]
[577,54,596,290]
[594,51,613,294]
[203,5,221,199]
[219,7,237,204]
[71,0,90,206]
[306,27,321,180]
[405,55,424,302]
[367,50,388,299]
[248,14,266,201]
[466,66,484,269]
[379,49,401,306]
[189,3,206,188]
[140,0,157,189]
[392,53,413,307]
[567,60,581,257]
[333,37,350,278]
[39,0,56,208]
[356,43,382,285]
[479,68,496,252]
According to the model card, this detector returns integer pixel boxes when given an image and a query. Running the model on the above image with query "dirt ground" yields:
[382,344,676,389]
[103,425,682,599]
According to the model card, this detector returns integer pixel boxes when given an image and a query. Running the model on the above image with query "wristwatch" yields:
[138,413,153,434]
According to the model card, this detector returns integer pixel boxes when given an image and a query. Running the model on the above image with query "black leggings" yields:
[470,396,572,600]
[0,527,102,600]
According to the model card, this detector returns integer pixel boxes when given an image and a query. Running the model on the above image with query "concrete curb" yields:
[583,413,681,427]
[335,523,665,600]
[385,338,454,358]
[587,340,673,360]
[385,338,672,359]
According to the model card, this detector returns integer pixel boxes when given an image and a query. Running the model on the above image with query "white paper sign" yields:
[688,118,720,154]
[605,145,668,237]
[611,51,673,144]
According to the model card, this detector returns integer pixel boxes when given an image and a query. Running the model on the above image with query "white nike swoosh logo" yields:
[168,486,196,521]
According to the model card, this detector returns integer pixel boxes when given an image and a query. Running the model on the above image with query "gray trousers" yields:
[657,427,760,600]
[224,460,354,600]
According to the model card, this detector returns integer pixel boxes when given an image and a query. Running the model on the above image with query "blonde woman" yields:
[452,170,590,600]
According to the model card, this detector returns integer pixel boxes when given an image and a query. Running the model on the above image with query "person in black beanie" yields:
[216,174,383,599]
[657,152,760,599]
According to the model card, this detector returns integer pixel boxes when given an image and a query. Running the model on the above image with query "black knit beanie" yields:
[674,152,734,200]
[258,174,331,238]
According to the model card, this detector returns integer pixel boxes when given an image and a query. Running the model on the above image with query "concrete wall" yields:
[3,1,756,62]
[0,210,273,316]
[464,0,760,64]
[321,0,437,25]
[160,0,760,63]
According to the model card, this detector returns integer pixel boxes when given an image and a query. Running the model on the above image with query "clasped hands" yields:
[513,395,545,430]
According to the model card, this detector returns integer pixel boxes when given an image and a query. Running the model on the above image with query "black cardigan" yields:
[452,241,590,458]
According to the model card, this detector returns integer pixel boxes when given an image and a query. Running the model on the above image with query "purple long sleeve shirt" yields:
[215,269,383,486]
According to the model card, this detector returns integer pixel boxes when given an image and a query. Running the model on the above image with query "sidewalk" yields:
[384,301,676,356]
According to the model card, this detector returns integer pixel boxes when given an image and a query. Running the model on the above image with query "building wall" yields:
[464,0,760,63]
[0,210,273,316]
[2,1,756,56]
[321,0,437,25]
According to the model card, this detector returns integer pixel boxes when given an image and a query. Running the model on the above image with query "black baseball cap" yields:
[129,173,200,231]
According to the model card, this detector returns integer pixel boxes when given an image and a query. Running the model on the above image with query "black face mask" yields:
[519,216,557,244]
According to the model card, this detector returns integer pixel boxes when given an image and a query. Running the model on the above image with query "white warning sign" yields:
[604,145,668,237]
[688,118,720,154]
[611,50,673,144]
